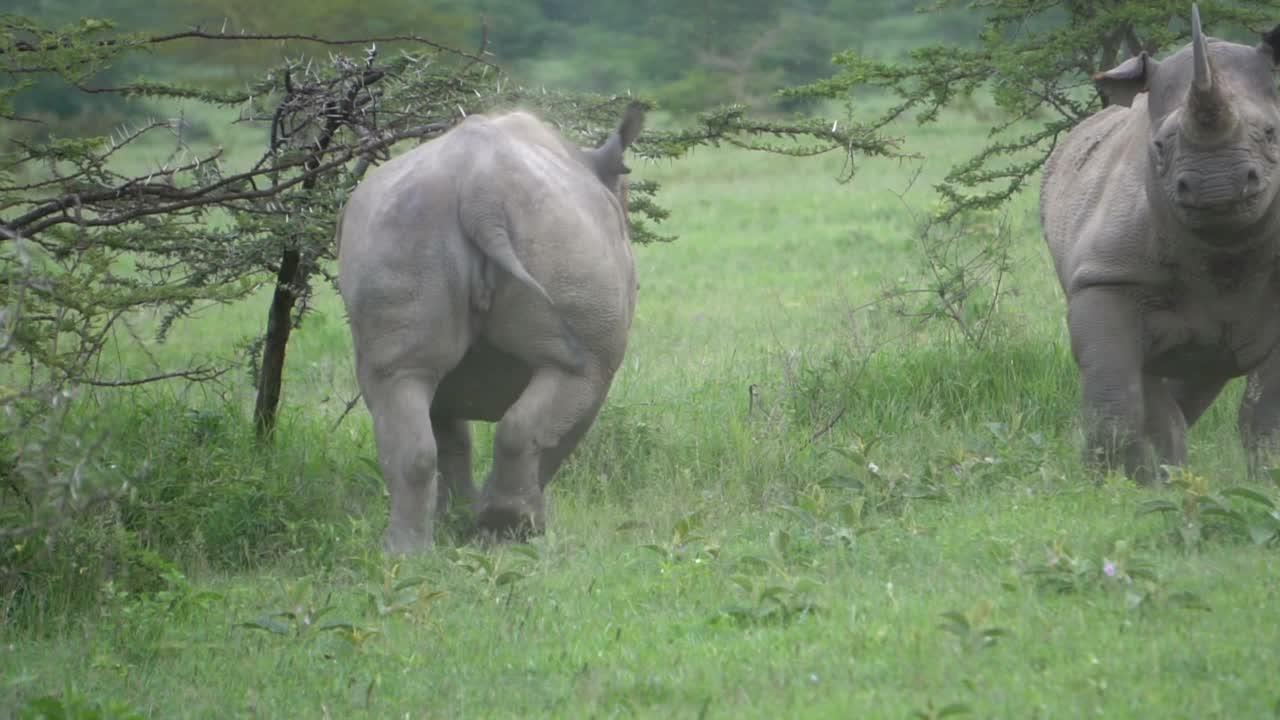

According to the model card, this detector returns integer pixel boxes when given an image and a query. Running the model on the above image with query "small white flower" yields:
[867,462,880,474]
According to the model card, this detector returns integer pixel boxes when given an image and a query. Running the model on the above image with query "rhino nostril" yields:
[1243,166,1263,196]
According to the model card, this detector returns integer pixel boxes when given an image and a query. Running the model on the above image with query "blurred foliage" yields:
[8,0,989,122]
[454,0,985,111]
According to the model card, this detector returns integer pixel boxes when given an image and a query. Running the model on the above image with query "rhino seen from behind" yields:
[1042,4,1280,481]
[338,103,644,554]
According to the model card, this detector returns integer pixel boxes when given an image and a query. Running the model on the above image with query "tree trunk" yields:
[253,248,300,439]
[251,66,383,442]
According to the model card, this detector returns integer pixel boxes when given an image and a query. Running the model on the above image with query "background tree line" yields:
[9,0,983,131]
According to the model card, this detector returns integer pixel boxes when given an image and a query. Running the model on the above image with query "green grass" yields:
[4,105,1280,719]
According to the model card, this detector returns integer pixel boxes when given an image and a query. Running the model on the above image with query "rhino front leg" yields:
[1239,348,1280,477]
[1068,288,1156,481]
[478,367,607,536]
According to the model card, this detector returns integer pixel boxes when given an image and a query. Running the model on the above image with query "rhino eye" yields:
[1265,126,1278,144]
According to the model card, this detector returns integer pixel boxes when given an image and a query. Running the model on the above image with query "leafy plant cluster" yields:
[1136,467,1280,549]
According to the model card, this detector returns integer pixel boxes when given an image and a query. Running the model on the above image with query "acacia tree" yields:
[784,0,1280,342]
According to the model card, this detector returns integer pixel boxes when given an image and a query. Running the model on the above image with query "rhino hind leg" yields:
[1143,375,1188,472]
[433,416,477,513]
[477,367,609,536]
[366,375,442,555]
[1239,350,1280,477]
[537,397,606,490]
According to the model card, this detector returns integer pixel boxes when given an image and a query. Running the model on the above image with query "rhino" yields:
[337,103,645,553]
[1042,4,1280,481]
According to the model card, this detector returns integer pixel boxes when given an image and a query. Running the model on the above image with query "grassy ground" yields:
[4,105,1279,719]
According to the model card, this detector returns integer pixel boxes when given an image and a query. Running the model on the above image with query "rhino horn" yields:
[1186,3,1236,138]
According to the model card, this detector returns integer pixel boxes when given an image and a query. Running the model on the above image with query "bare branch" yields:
[81,365,231,388]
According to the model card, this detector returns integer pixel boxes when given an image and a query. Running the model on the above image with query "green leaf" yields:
[1200,505,1244,524]
[819,474,865,491]
[769,529,791,558]
[938,703,973,718]
[494,571,526,587]
[674,511,704,541]
[1222,487,1276,509]
[392,577,428,593]
[316,619,356,633]
[238,614,291,636]
[757,585,788,604]
[508,544,540,560]
[1135,499,1179,516]
[938,611,969,633]
[1248,523,1278,547]
[641,544,669,559]
[735,555,770,574]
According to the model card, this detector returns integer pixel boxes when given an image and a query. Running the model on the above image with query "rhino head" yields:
[1095,5,1280,234]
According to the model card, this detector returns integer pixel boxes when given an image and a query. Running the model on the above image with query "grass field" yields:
[4,104,1280,719]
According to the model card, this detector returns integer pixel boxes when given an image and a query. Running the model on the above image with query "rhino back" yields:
[453,116,637,355]
[1041,101,1159,294]
[338,113,635,375]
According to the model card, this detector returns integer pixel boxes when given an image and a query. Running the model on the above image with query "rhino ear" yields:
[1093,52,1154,108]
[1258,24,1280,65]
[615,101,645,152]
[586,101,646,181]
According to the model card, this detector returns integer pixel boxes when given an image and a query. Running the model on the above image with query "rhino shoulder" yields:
[1042,101,1156,289]
[1045,104,1139,185]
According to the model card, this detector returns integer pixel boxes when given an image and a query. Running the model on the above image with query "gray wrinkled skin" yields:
[1042,4,1280,482]
[338,104,644,554]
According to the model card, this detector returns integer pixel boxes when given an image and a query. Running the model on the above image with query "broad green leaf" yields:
[238,615,291,636]
[1134,499,1179,516]
[508,544,540,560]
[1248,523,1278,546]
[316,619,356,633]
[1222,487,1276,509]
[819,474,865,491]
[392,577,428,593]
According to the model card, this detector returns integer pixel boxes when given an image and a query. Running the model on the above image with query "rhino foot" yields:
[475,494,545,539]
[382,525,433,556]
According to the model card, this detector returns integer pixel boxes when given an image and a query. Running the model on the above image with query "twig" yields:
[809,406,847,444]
[331,391,364,431]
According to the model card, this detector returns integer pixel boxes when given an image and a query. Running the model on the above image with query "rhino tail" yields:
[466,221,587,372]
